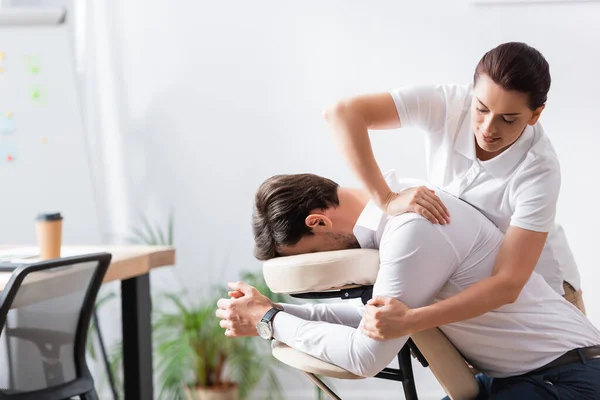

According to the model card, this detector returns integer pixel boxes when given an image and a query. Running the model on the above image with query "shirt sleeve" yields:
[510,157,561,232]
[272,219,459,377]
[389,84,449,134]
[280,303,364,328]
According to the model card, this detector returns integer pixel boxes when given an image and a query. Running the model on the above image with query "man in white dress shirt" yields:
[216,170,600,399]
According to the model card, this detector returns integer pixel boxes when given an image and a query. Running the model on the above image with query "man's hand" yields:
[383,186,450,225]
[215,281,274,337]
[361,296,414,340]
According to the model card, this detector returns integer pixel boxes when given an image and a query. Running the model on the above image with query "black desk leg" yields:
[121,273,153,400]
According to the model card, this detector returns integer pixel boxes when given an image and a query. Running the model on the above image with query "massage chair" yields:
[262,249,480,400]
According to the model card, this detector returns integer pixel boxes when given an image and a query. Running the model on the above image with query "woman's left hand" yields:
[361,296,414,340]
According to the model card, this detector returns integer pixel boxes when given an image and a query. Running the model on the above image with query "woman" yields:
[323,41,585,343]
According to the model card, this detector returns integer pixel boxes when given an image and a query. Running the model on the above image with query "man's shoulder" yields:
[382,213,437,243]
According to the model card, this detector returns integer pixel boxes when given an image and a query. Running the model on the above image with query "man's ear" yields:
[528,104,545,126]
[305,214,332,232]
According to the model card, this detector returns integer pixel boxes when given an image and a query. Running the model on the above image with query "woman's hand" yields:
[382,186,450,225]
[361,296,415,340]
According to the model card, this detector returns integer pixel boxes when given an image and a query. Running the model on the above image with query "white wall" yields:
[104,1,600,398]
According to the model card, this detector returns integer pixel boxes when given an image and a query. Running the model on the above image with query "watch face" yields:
[256,321,272,340]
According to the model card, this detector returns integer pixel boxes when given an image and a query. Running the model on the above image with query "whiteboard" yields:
[0,8,101,245]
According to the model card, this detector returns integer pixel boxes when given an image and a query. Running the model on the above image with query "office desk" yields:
[0,244,176,400]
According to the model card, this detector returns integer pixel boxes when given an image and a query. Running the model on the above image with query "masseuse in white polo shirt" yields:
[323,41,586,340]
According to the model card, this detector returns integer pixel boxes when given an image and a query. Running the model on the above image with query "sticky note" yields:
[0,52,4,61]
[30,86,46,104]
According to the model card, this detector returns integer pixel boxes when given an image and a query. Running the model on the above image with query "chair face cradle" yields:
[0,253,111,400]
[263,249,480,400]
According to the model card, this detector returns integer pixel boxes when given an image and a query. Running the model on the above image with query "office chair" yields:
[0,253,112,400]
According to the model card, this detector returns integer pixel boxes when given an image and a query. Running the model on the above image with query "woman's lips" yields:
[482,134,500,144]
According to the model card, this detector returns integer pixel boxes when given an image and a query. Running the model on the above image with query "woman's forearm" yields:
[408,226,548,334]
[323,101,391,207]
[409,275,517,333]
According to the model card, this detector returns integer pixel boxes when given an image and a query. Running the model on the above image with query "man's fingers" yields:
[219,319,231,330]
[228,281,253,294]
[228,290,244,299]
[215,308,229,320]
[216,298,231,310]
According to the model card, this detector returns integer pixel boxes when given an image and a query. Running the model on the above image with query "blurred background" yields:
[0,0,598,398]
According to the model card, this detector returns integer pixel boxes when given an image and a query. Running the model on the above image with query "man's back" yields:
[383,179,600,377]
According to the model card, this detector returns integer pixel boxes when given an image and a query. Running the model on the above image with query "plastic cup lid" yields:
[35,212,63,221]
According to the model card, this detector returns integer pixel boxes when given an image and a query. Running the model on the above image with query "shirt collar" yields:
[479,125,534,178]
[352,170,403,249]
[453,102,536,179]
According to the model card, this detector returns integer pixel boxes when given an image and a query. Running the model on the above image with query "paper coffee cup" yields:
[35,212,63,260]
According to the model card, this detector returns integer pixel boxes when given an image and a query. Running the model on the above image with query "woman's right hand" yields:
[383,186,450,225]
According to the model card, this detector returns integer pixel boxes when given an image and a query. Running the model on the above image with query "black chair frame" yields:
[291,285,428,400]
[0,253,112,400]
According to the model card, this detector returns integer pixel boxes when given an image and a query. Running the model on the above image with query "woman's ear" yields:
[528,104,545,126]
[305,214,332,232]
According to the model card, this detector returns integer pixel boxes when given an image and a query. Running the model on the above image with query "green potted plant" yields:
[153,285,287,400]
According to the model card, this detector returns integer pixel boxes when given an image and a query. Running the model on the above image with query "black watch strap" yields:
[261,307,281,323]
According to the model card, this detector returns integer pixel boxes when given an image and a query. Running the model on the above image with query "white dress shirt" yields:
[272,172,600,378]
[390,83,579,294]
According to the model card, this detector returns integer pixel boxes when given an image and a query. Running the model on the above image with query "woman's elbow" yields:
[322,99,355,124]
[501,280,526,304]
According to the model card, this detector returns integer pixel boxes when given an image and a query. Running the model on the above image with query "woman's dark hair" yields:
[252,173,340,260]
[474,42,551,110]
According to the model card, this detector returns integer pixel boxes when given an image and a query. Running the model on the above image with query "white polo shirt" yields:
[390,83,579,294]
[272,172,600,378]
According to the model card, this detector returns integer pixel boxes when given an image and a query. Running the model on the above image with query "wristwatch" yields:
[256,307,282,340]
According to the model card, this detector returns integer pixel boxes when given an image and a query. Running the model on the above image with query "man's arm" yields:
[406,226,547,333]
[279,303,364,328]
[271,219,458,377]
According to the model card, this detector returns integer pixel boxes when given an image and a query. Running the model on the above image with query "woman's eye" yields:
[503,118,516,125]
[476,108,488,114]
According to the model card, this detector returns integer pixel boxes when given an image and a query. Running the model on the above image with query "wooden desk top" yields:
[0,245,176,291]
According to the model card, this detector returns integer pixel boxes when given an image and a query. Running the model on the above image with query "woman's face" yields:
[470,74,544,160]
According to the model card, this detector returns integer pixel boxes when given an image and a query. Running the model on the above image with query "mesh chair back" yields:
[0,253,111,398]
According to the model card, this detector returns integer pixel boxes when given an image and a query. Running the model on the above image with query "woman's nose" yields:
[481,114,495,133]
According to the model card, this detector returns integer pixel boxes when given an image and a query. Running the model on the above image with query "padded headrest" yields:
[263,249,379,294]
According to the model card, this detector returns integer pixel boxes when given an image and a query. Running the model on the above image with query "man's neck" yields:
[337,187,371,226]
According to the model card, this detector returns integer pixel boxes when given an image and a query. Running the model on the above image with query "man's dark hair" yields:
[474,42,551,110]
[252,174,340,260]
